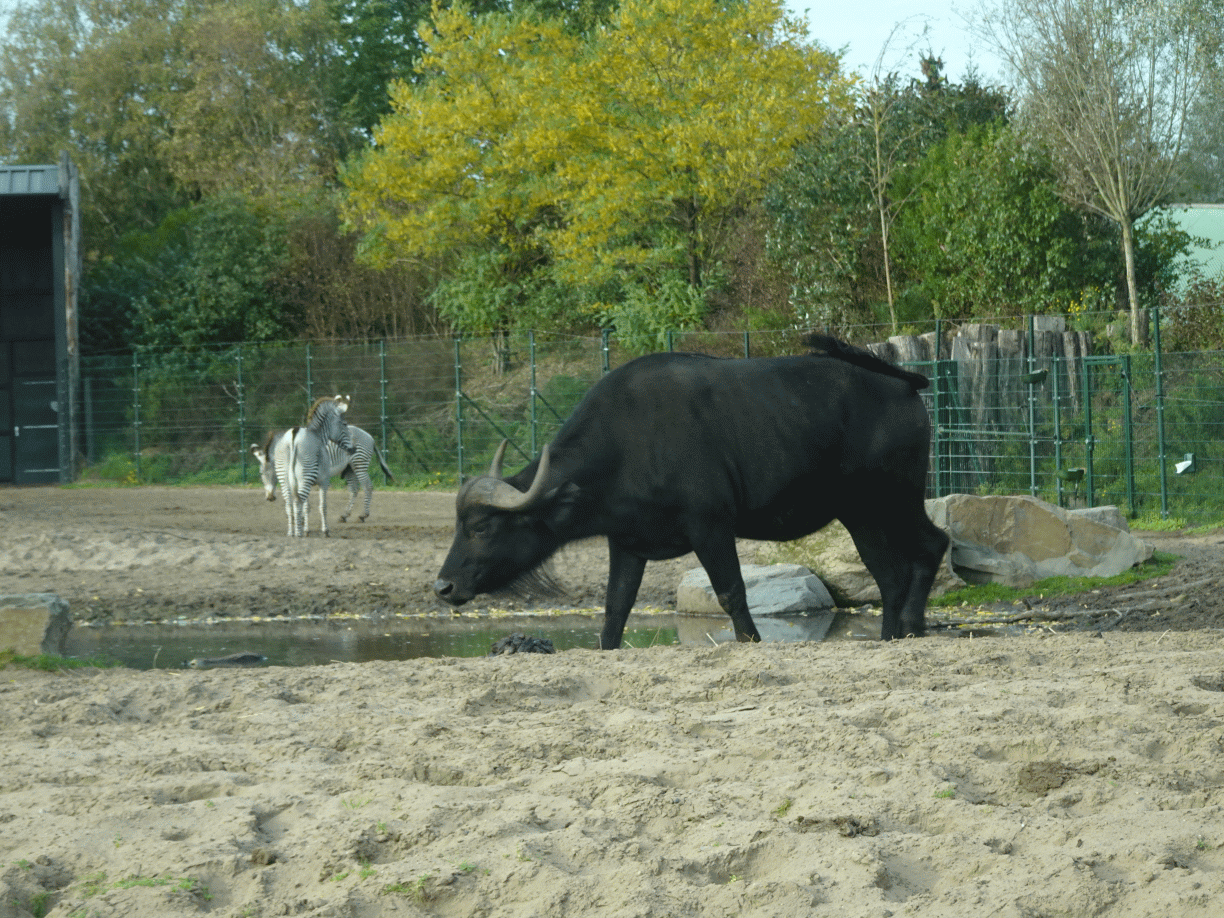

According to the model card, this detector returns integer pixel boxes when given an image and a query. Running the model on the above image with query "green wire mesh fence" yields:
[76,310,1224,523]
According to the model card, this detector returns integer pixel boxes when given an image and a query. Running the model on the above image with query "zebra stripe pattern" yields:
[252,424,394,523]
[268,396,352,537]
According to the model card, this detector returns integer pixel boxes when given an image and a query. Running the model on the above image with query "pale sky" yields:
[784,1,1010,85]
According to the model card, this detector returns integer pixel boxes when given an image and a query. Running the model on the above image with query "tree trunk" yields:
[1121,217,1147,347]
[877,196,897,334]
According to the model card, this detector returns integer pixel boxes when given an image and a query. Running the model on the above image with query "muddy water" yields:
[63,610,876,669]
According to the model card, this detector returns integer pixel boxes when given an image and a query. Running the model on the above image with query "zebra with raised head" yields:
[252,423,393,523]
[267,395,352,537]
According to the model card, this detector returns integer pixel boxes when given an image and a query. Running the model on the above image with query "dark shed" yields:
[0,153,81,483]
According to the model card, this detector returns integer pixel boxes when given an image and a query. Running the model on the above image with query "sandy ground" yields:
[0,486,703,625]
[1,485,1224,917]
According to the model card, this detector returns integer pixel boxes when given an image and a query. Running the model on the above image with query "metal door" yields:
[14,375,59,482]
[2,340,61,483]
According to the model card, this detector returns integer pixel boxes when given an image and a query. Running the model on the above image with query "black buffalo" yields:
[434,334,949,648]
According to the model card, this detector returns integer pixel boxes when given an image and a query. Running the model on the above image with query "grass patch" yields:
[928,551,1179,609]
[0,651,122,672]
[1132,511,1191,532]
[382,873,433,903]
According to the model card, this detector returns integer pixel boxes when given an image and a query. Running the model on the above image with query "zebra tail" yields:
[286,427,304,510]
[375,445,394,483]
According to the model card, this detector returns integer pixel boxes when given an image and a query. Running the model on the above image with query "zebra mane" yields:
[305,396,335,424]
[305,394,351,425]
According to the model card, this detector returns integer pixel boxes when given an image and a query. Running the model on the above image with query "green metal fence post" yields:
[931,319,945,498]
[379,338,389,481]
[305,342,313,406]
[1027,315,1038,497]
[454,337,465,483]
[237,345,246,483]
[743,330,751,359]
[529,331,539,458]
[1052,353,1063,506]
[1153,306,1169,519]
[133,351,142,480]
[601,328,611,374]
[1122,354,1136,515]
[1082,358,1095,508]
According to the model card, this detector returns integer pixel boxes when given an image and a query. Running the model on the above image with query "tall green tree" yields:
[892,123,1105,318]
[325,0,619,145]
[344,0,851,345]
[129,196,294,350]
[160,0,344,198]
[0,0,197,235]
[1,0,416,350]
[982,0,1224,344]
[765,60,1010,329]
[1175,63,1224,202]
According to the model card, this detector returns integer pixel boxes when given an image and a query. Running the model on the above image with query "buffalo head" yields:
[434,441,561,605]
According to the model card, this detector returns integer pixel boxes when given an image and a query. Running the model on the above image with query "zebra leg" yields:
[317,480,329,537]
[283,490,294,537]
[296,488,310,537]
[351,463,372,522]
[339,469,358,523]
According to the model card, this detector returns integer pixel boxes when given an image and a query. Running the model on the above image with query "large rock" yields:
[777,495,1151,604]
[0,593,71,656]
[927,495,1153,587]
[677,563,834,615]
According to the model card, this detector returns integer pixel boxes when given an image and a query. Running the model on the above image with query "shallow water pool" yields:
[64,609,879,670]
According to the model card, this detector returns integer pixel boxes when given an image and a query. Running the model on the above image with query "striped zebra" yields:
[252,424,393,523]
[261,395,352,537]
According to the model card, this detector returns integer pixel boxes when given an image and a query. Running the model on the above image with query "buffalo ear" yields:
[540,482,582,534]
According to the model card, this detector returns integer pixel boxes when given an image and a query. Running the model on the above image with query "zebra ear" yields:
[333,394,351,414]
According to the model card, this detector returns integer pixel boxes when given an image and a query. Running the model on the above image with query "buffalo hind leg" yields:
[848,527,911,638]
[689,526,761,643]
[847,512,947,640]
[897,517,950,637]
[599,542,647,650]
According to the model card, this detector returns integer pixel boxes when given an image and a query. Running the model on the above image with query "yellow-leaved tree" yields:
[343,0,852,345]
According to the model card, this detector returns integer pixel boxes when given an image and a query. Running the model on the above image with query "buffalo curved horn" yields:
[482,444,552,512]
[488,439,509,479]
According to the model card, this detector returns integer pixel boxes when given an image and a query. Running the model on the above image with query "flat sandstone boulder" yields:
[928,494,1153,587]
[781,496,1151,604]
[0,593,71,656]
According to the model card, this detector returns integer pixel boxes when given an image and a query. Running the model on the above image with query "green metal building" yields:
[1162,203,1224,289]
[0,154,81,483]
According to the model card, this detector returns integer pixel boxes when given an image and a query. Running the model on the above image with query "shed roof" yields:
[0,163,61,196]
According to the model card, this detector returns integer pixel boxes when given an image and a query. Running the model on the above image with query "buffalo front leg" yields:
[599,542,647,650]
[689,526,761,643]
